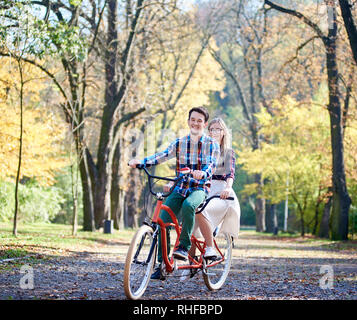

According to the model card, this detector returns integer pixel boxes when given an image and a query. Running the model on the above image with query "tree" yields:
[238,95,332,236]
[339,0,357,65]
[0,63,67,183]
[0,2,71,234]
[1,0,100,230]
[0,60,68,233]
[264,0,352,240]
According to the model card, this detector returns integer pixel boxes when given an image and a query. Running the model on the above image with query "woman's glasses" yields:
[209,128,223,134]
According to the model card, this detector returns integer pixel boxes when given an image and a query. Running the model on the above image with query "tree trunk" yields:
[255,174,266,232]
[265,201,278,234]
[71,162,79,236]
[338,0,357,66]
[284,172,289,232]
[80,147,96,231]
[325,5,351,240]
[300,209,305,237]
[111,142,125,230]
[94,0,145,228]
[118,189,126,230]
[312,202,320,236]
[13,59,24,237]
[94,0,119,228]
[124,167,142,228]
[272,204,278,235]
[319,190,332,238]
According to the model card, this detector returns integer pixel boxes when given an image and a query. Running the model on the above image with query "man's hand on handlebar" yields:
[192,170,205,180]
[128,159,141,168]
[163,181,174,193]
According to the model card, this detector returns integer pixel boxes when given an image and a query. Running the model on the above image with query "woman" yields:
[192,117,241,259]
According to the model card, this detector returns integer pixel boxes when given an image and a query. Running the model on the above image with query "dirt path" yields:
[1,231,356,300]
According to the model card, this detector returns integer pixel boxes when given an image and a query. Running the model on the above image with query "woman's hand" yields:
[220,187,232,199]
[163,181,174,193]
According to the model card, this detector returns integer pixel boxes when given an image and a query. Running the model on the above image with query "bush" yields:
[0,180,15,222]
[0,179,64,223]
[0,165,84,225]
[51,166,83,225]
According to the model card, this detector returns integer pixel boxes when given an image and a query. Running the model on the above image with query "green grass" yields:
[0,222,135,260]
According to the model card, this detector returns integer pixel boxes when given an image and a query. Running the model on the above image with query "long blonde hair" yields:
[208,117,231,154]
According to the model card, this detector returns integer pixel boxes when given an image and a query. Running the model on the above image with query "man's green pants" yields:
[157,190,206,263]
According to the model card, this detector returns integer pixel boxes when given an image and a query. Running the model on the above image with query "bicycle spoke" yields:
[124,225,157,300]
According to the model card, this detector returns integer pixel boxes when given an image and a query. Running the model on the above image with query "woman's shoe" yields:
[204,246,218,259]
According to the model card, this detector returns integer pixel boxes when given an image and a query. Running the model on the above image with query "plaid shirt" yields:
[141,134,220,197]
[212,148,236,181]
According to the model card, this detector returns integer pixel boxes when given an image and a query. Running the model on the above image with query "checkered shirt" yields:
[141,134,220,197]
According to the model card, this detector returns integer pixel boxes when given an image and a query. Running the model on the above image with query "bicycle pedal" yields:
[190,268,198,278]
[172,252,188,261]
[205,256,220,262]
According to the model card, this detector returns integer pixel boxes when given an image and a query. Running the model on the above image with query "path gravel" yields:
[1,232,356,300]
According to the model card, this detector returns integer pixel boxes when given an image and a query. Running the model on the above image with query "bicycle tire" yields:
[202,232,232,291]
[124,225,157,300]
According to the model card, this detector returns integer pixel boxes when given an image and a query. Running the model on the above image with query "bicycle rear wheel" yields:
[124,225,157,300]
[203,232,232,290]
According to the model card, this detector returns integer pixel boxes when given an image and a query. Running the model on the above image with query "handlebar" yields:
[133,164,235,207]
[135,164,190,199]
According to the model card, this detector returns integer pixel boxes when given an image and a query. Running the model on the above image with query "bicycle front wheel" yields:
[203,232,232,291]
[124,225,157,300]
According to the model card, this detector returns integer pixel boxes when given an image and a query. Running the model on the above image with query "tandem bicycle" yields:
[123,164,234,300]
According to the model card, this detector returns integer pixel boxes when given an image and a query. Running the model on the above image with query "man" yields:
[128,106,220,279]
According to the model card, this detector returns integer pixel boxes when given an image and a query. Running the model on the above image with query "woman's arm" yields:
[220,149,236,199]
[220,178,233,199]
[226,177,234,188]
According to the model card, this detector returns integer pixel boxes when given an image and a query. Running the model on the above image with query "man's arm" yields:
[129,139,177,168]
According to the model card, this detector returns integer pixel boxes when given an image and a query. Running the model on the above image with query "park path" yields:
[0,231,356,300]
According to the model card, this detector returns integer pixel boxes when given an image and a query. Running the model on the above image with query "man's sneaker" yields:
[173,246,188,261]
[204,246,219,259]
[151,265,165,280]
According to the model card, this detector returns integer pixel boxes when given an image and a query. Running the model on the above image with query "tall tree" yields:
[265,0,352,240]
[339,0,357,65]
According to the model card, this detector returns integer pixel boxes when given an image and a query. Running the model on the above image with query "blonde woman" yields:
[192,117,241,259]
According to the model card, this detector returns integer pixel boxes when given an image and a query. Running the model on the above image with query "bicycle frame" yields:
[152,200,225,274]
[136,164,229,275]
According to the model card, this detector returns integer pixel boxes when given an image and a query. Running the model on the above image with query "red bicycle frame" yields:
[152,199,224,273]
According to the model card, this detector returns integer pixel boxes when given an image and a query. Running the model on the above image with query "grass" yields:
[0,222,136,262]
